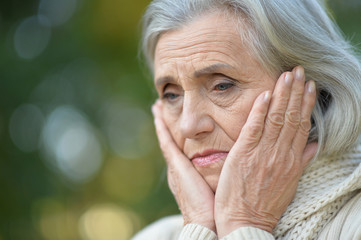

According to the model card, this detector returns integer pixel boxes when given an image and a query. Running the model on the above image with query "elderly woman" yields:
[133,0,361,239]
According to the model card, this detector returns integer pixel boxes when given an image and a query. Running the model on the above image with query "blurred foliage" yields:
[0,0,360,239]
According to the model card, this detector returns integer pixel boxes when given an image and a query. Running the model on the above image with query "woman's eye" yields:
[214,82,234,91]
[162,92,179,100]
[161,83,181,102]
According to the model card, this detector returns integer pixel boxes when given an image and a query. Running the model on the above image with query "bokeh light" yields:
[14,16,51,59]
[79,204,140,240]
[41,106,103,183]
[100,101,155,159]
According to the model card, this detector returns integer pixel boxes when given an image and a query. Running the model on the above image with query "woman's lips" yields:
[191,151,228,167]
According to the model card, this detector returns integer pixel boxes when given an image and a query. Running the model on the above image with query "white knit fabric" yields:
[179,224,217,240]
[222,227,274,240]
[274,143,361,239]
[318,191,361,239]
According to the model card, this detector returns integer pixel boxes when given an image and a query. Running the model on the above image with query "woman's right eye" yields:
[162,92,179,101]
[161,84,181,102]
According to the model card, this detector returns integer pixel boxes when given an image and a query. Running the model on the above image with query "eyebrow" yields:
[155,63,235,88]
[193,63,234,78]
[155,75,175,89]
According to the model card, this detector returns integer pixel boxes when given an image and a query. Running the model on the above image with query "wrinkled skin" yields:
[152,11,317,237]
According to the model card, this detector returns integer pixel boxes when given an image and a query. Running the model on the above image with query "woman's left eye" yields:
[214,82,234,91]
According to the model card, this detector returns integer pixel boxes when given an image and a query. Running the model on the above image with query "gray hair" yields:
[142,0,361,157]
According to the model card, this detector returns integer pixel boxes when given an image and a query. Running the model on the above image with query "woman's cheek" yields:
[211,102,249,141]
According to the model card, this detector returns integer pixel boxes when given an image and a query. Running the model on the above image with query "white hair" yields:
[142,0,361,157]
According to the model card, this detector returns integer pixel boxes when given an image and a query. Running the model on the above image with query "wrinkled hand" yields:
[152,102,216,232]
[215,66,318,237]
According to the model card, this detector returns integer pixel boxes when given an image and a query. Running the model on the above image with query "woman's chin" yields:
[194,160,224,193]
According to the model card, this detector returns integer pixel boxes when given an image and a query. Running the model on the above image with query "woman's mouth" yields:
[191,150,228,166]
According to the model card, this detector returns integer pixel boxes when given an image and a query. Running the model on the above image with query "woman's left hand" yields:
[214,67,318,237]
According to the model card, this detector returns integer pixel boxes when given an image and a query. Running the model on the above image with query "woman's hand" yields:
[152,101,216,232]
[214,66,318,237]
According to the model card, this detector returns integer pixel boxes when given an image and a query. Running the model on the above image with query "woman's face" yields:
[154,11,276,192]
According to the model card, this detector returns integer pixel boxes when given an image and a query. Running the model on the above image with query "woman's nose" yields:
[179,93,214,139]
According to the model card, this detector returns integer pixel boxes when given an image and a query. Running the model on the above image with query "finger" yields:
[262,72,294,142]
[278,66,305,145]
[292,80,317,156]
[232,91,271,151]
[152,103,191,167]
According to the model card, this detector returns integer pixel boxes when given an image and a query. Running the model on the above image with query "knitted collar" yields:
[274,143,361,239]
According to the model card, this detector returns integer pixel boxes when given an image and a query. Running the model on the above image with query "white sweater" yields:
[133,144,361,240]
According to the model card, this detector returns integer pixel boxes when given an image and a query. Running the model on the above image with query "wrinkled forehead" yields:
[153,11,253,76]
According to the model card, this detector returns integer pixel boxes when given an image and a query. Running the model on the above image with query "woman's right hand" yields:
[152,101,216,232]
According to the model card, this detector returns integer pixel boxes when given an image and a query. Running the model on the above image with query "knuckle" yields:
[293,87,304,97]
[275,89,291,105]
[245,122,263,139]
[299,119,311,135]
[279,94,290,102]
[285,110,300,126]
[267,111,284,128]
[277,85,290,99]
[254,106,266,116]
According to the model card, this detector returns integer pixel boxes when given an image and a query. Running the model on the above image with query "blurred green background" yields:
[0,0,360,239]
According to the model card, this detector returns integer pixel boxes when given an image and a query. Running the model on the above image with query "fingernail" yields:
[308,81,316,93]
[296,67,304,81]
[285,72,293,85]
[264,91,271,102]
